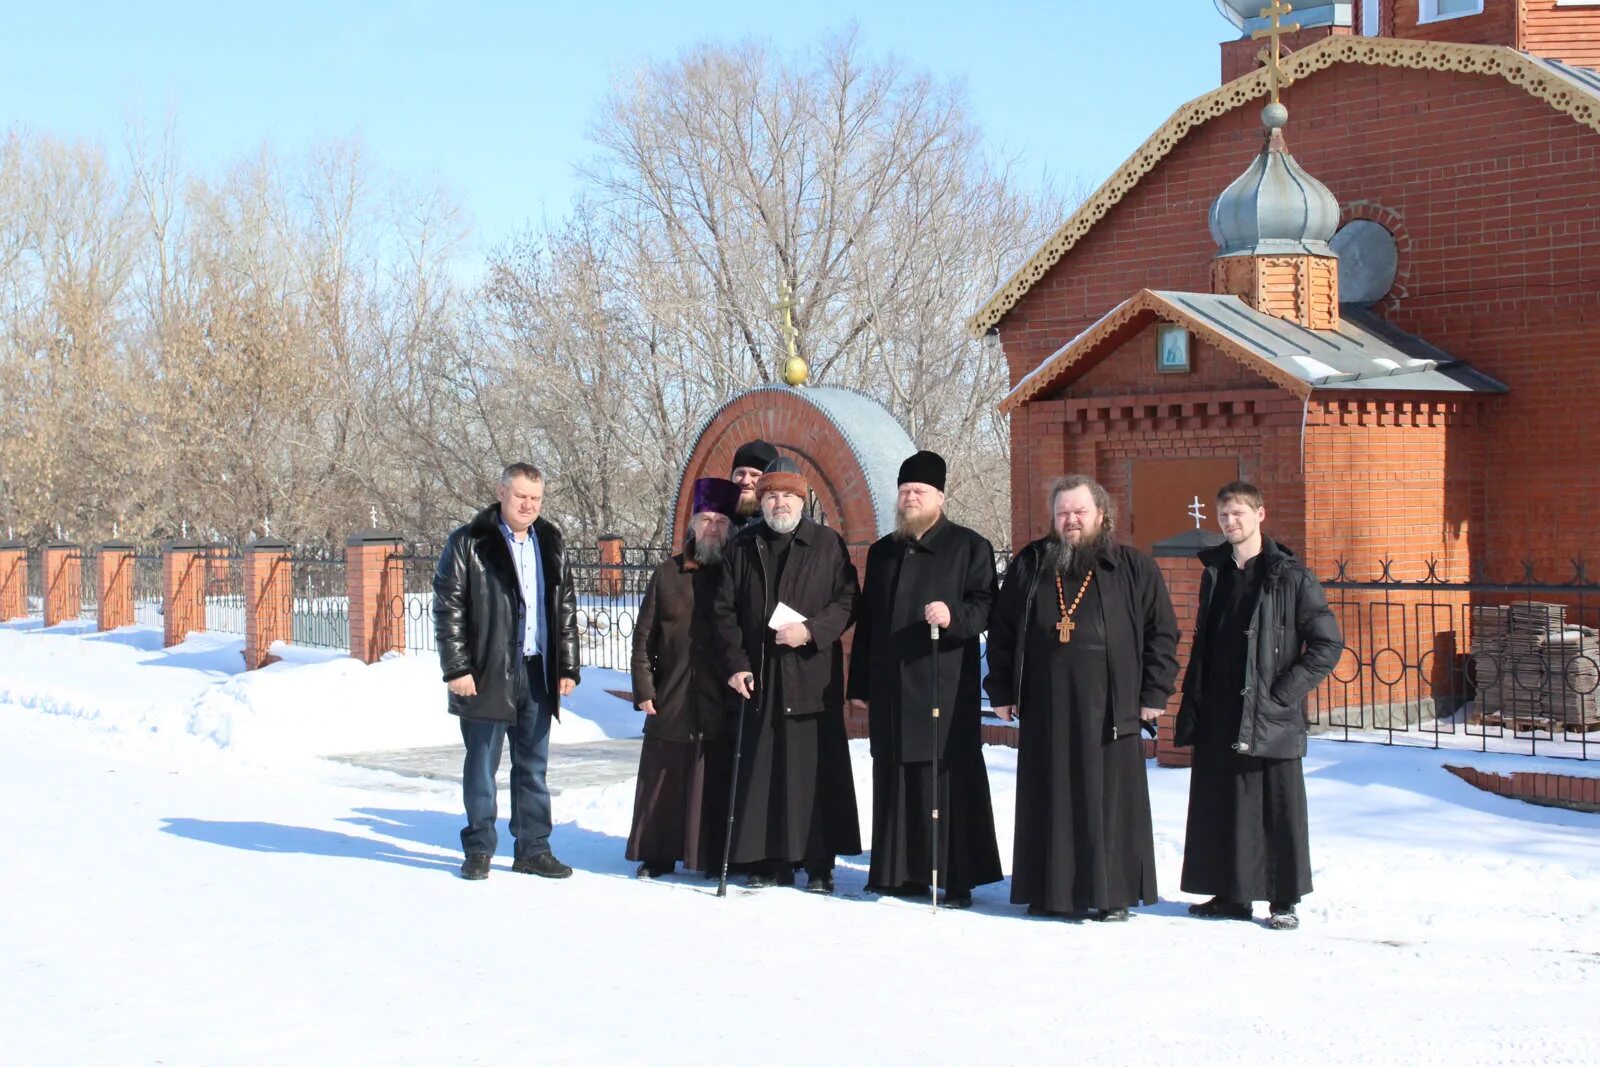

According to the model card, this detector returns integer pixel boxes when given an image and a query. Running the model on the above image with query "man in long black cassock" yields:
[985,474,1178,921]
[847,450,1002,908]
[625,477,741,878]
[713,457,862,892]
[1175,481,1342,930]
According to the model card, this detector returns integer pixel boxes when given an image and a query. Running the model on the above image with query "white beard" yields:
[765,512,801,535]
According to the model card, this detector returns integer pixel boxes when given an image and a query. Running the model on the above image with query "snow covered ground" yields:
[2,620,1597,1065]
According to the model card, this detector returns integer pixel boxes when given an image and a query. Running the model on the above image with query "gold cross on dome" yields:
[1252,1,1300,104]
[772,279,799,363]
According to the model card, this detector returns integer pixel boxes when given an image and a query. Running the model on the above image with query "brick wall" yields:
[1387,0,1518,47]
[1522,0,1600,68]
[997,59,1600,569]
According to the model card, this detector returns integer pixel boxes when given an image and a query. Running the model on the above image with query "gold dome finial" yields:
[773,278,807,386]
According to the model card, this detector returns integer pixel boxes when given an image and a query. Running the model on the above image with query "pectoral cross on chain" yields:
[1056,616,1076,644]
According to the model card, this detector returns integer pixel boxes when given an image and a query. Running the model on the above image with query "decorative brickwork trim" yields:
[968,36,1600,336]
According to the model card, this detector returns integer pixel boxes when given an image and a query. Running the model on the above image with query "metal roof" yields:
[670,384,915,539]
[1004,289,1506,409]
[1149,291,1508,393]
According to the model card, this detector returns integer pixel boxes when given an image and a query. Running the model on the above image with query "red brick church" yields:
[974,1,1600,746]
[979,0,1599,572]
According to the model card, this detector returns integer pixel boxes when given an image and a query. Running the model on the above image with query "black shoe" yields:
[635,861,672,879]
[746,864,794,889]
[512,852,573,879]
[1189,897,1253,920]
[1025,904,1084,921]
[1095,907,1131,922]
[460,853,491,880]
[942,891,973,910]
[1266,904,1300,930]
[870,881,929,899]
[805,870,835,894]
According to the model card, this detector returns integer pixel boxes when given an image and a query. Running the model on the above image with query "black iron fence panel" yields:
[290,548,349,651]
[74,547,98,621]
[1309,560,1597,760]
[25,548,42,614]
[396,546,440,657]
[203,546,245,634]
[133,551,163,628]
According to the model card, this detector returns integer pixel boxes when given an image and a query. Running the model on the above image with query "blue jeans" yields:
[459,657,554,859]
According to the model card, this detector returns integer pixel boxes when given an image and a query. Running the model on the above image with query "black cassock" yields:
[848,518,1003,897]
[714,521,862,874]
[1180,557,1313,905]
[1012,568,1158,912]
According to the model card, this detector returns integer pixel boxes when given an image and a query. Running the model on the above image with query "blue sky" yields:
[3,1,1233,257]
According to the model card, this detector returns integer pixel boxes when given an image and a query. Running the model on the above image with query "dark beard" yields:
[1048,528,1111,578]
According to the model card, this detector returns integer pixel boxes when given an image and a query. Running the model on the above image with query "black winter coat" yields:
[984,538,1179,739]
[847,517,996,762]
[712,518,858,717]
[630,551,733,742]
[1175,537,1343,760]
[432,504,580,723]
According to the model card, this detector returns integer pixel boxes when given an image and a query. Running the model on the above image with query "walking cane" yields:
[929,620,942,914]
[717,690,750,898]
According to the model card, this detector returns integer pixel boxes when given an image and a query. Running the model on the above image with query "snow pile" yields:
[0,621,641,763]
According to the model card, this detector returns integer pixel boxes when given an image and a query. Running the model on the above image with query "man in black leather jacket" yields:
[433,462,581,881]
[1175,481,1342,929]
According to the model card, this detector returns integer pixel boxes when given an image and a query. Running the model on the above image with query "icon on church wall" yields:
[1156,323,1190,374]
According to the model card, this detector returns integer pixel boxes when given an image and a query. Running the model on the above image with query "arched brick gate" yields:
[670,384,915,737]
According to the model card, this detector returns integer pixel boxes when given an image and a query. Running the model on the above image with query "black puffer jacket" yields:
[432,504,580,723]
[1175,537,1343,759]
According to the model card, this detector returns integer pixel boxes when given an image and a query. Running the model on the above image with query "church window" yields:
[1419,0,1484,21]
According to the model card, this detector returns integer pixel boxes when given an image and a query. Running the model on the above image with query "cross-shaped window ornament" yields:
[1188,496,1207,530]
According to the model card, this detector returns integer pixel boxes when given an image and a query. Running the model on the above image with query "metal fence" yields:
[202,546,245,633]
[74,546,98,622]
[1309,559,1598,761]
[290,547,349,650]
[133,551,163,627]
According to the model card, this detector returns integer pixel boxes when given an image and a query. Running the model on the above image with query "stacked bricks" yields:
[96,541,137,631]
[162,541,208,647]
[244,538,293,670]
[42,541,81,628]
[0,541,24,621]
[347,531,405,664]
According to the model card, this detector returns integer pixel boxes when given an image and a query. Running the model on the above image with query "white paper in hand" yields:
[768,601,806,630]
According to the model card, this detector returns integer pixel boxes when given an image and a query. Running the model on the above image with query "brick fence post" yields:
[42,541,82,628]
[245,538,293,669]
[347,530,405,663]
[97,540,138,631]
[163,540,208,647]
[0,541,24,621]
[597,534,624,597]
[1152,528,1225,769]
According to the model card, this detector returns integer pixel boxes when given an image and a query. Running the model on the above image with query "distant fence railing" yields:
[1308,559,1598,760]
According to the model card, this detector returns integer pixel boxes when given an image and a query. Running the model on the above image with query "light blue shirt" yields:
[500,520,545,659]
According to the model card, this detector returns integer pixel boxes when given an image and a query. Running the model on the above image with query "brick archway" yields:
[670,385,916,570]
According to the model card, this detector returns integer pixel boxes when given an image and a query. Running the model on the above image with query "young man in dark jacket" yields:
[1175,481,1343,929]
[433,462,581,881]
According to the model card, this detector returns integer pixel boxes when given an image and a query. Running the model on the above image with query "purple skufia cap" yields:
[691,477,741,520]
